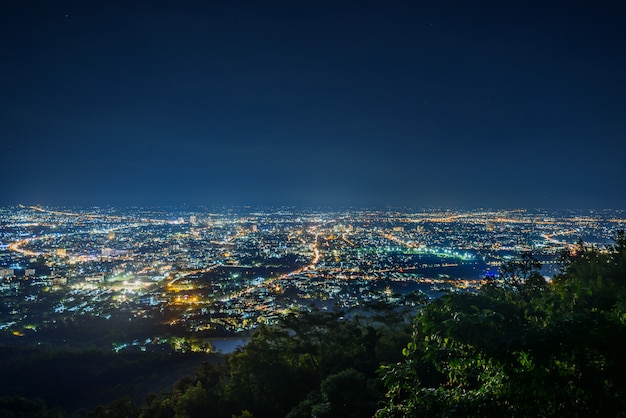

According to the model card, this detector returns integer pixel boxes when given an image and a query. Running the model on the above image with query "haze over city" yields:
[2,1,625,209]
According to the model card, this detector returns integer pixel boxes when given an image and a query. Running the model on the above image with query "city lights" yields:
[0,205,623,352]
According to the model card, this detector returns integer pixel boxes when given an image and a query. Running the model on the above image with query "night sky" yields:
[2,1,625,209]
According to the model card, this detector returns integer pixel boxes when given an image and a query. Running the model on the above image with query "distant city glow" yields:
[0,205,623,352]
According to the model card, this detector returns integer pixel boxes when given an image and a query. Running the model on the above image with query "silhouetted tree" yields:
[377,234,626,417]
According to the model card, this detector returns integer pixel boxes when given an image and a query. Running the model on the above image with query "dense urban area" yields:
[1,205,623,354]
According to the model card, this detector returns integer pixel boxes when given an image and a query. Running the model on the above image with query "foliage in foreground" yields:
[88,294,422,418]
[378,232,626,417]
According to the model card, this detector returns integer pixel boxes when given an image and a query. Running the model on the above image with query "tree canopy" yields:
[378,232,626,417]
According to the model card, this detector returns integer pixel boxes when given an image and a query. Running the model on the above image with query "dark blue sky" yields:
[2,1,625,209]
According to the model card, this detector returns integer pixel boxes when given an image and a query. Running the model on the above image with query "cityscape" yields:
[2,0,625,414]
[2,205,624,353]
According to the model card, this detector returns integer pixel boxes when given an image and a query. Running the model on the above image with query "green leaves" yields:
[378,234,626,417]
[401,342,416,358]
